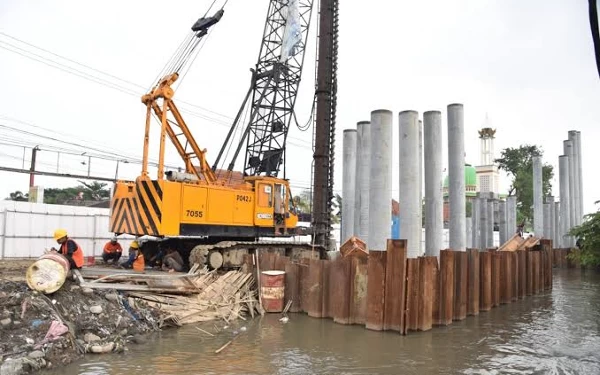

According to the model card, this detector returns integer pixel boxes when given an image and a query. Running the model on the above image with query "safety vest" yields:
[60,239,84,268]
[103,242,122,254]
[133,252,145,272]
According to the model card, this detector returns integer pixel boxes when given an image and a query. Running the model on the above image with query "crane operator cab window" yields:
[273,183,287,235]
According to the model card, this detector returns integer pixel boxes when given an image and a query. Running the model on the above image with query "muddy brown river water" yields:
[46,269,600,374]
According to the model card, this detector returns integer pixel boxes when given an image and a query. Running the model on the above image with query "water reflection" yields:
[48,270,600,375]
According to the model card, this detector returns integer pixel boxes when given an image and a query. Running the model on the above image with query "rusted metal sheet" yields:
[439,250,454,326]
[453,251,468,321]
[511,251,518,302]
[479,251,492,312]
[331,257,351,324]
[467,249,480,316]
[517,250,526,299]
[322,260,333,318]
[284,261,301,313]
[526,250,534,296]
[383,240,407,333]
[405,258,420,332]
[307,258,324,318]
[500,251,512,304]
[417,256,436,331]
[432,257,441,325]
[491,251,501,307]
[366,251,386,331]
[299,258,311,313]
[350,257,368,325]
[274,255,289,271]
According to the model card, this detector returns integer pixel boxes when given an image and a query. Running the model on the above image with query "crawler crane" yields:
[109,0,336,269]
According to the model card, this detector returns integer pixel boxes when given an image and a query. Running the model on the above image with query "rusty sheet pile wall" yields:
[244,239,556,335]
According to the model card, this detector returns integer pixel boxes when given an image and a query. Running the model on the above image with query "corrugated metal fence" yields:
[0,201,134,259]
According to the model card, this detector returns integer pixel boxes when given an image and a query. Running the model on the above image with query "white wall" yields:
[0,201,134,259]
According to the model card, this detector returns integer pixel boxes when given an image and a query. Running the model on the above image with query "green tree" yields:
[5,190,29,201]
[568,202,600,266]
[495,145,553,227]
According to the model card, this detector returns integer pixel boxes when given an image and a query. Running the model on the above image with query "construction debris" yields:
[340,236,368,259]
[498,234,541,252]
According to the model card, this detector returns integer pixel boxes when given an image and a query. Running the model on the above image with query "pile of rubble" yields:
[0,278,159,374]
[0,261,259,374]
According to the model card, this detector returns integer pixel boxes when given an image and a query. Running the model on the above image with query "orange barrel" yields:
[26,252,71,294]
[260,270,285,313]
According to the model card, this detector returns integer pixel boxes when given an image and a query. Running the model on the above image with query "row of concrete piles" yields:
[456,130,585,250]
[341,104,467,257]
[341,107,585,255]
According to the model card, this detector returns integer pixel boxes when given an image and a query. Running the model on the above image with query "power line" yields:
[0,32,314,148]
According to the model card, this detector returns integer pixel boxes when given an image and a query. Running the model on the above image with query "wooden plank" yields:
[331,257,351,324]
[284,262,301,313]
[432,257,441,325]
[479,251,492,312]
[491,251,501,307]
[365,251,386,331]
[405,258,420,332]
[350,257,368,325]
[417,256,435,331]
[453,251,468,321]
[307,258,324,318]
[383,239,407,333]
[439,250,455,325]
[467,249,480,316]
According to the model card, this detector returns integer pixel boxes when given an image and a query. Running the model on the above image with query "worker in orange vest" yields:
[121,241,145,272]
[51,229,84,270]
[102,236,123,264]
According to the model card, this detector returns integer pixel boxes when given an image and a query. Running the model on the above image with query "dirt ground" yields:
[0,259,32,282]
[0,259,164,375]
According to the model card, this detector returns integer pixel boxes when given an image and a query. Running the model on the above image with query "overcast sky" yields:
[0,0,598,214]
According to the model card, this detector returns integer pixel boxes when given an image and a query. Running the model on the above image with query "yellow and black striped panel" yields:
[110,179,163,236]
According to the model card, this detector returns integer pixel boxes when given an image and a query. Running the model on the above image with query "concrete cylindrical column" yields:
[543,203,551,239]
[575,131,583,220]
[479,197,488,250]
[498,200,507,246]
[423,111,443,257]
[466,217,473,248]
[559,155,571,247]
[399,110,422,257]
[341,129,357,244]
[568,131,581,226]
[487,198,494,248]
[355,121,371,245]
[546,196,555,244]
[368,110,393,251]
[471,196,480,251]
[532,156,544,237]
[554,201,561,247]
[447,104,466,251]
[506,195,517,239]
[418,119,424,254]
[563,140,576,236]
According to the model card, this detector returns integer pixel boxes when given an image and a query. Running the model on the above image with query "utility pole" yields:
[312,0,339,249]
[29,146,40,188]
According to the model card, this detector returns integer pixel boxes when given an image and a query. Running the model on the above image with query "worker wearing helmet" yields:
[121,241,145,272]
[51,229,84,270]
[102,236,123,264]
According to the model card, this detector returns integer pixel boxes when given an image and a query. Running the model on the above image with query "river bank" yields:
[0,274,162,375]
[0,259,258,375]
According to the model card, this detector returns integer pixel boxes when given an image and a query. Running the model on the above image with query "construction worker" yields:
[51,229,84,270]
[121,241,145,272]
[102,236,123,264]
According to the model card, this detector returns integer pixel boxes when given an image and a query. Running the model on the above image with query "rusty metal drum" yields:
[26,252,71,294]
[260,270,285,313]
